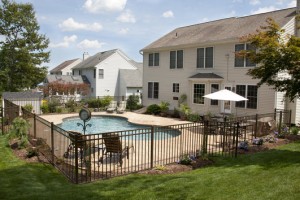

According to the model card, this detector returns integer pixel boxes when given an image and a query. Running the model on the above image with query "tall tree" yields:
[240,17,300,100]
[0,0,50,93]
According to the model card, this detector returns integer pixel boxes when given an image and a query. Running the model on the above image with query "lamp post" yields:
[77,108,92,135]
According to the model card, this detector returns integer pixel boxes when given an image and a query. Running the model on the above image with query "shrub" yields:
[9,117,30,149]
[146,104,161,115]
[290,126,299,135]
[187,113,201,122]
[23,104,33,112]
[126,95,140,111]
[65,99,77,112]
[100,96,113,108]
[159,101,170,114]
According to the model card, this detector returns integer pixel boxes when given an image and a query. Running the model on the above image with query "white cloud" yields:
[249,0,261,5]
[50,35,78,48]
[116,10,136,23]
[83,0,127,13]
[162,10,174,18]
[119,28,129,34]
[288,0,296,7]
[251,6,277,14]
[77,39,105,49]
[59,18,102,32]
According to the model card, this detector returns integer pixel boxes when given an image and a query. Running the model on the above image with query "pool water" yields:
[59,116,149,134]
[59,116,181,140]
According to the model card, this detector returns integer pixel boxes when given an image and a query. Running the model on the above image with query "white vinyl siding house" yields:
[72,49,142,98]
[141,7,297,118]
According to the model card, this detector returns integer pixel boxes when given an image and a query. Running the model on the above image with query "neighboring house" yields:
[141,7,299,123]
[44,75,90,102]
[2,91,43,114]
[50,58,81,75]
[72,49,142,100]
[119,61,143,102]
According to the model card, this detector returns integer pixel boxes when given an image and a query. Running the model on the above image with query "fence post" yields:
[51,122,55,164]
[255,114,258,138]
[279,111,282,135]
[34,114,37,139]
[74,133,79,184]
[235,122,239,158]
[150,126,154,169]
[1,107,3,135]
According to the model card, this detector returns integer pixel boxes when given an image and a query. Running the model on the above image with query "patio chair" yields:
[106,101,117,113]
[99,133,134,167]
[116,101,127,114]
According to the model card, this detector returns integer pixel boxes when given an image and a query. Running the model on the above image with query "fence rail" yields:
[0,100,291,184]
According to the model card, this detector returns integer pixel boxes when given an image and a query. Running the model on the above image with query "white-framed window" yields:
[148,82,159,99]
[235,85,257,109]
[149,53,159,67]
[235,43,256,67]
[170,50,183,69]
[193,84,205,104]
[210,83,219,105]
[173,83,179,93]
[99,69,104,79]
[197,47,213,68]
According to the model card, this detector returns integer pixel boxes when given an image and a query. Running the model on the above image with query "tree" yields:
[0,0,50,93]
[240,17,300,100]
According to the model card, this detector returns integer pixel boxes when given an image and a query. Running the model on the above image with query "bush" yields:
[187,113,201,122]
[23,104,33,112]
[126,95,140,111]
[65,99,77,112]
[159,101,170,114]
[290,126,299,135]
[9,117,30,149]
[146,104,161,115]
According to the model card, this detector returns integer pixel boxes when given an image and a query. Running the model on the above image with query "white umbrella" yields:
[203,89,248,117]
[203,89,248,101]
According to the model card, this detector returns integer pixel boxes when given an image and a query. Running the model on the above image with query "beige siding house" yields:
[141,7,297,119]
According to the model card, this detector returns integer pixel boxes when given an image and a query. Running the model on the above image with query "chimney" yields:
[83,52,89,60]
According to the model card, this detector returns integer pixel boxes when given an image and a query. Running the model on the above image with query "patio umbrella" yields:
[203,89,248,117]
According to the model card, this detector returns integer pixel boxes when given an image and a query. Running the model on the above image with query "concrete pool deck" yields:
[40,111,190,126]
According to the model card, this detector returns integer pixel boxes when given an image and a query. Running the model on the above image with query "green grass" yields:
[1,135,300,200]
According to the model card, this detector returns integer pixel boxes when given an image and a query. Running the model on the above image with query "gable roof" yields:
[50,58,80,73]
[72,49,118,69]
[45,75,90,85]
[142,8,296,51]
[119,61,143,87]
[2,91,42,100]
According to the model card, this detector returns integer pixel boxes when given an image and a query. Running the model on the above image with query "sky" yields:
[14,0,297,71]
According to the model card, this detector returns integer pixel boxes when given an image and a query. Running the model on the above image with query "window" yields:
[173,83,179,93]
[210,84,219,105]
[170,50,183,69]
[148,82,159,99]
[236,85,257,109]
[99,69,104,79]
[197,47,213,68]
[235,43,256,67]
[193,84,205,104]
[149,53,159,66]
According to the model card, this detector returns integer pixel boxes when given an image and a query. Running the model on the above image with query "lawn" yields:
[1,135,300,200]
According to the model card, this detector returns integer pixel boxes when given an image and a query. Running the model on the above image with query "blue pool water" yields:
[59,116,181,140]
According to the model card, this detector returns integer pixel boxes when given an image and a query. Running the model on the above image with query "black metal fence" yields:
[0,100,291,184]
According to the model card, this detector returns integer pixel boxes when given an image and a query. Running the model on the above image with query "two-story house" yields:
[50,58,82,75]
[141,7,298,123]
[72,49,142,100]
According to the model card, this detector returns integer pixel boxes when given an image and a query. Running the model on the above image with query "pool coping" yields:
[40,111,190,127]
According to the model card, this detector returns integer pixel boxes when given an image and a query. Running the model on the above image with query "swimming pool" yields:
[59,116,181,140]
